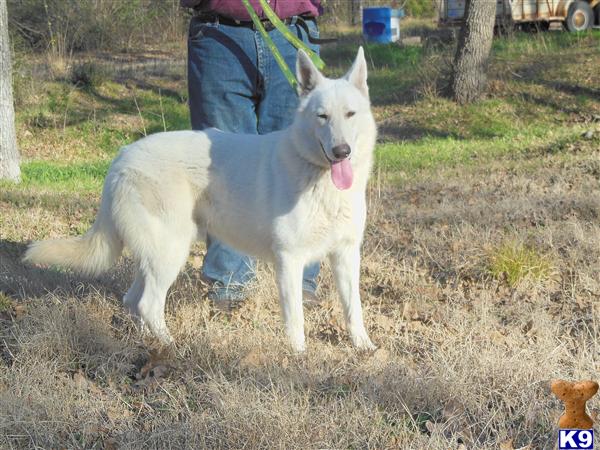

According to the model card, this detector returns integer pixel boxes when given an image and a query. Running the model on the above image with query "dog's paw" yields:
[291,343,307,353]
[288,338,307,353]
[351,334,377,351]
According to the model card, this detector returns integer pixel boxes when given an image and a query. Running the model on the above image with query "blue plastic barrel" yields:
[362,7,404,43]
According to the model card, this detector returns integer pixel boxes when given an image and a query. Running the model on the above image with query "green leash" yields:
[240,0,325,91]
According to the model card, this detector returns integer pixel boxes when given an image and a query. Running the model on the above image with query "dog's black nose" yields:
[332,144,351,160]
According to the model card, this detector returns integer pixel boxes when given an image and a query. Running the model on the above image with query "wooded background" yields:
[7,0,436,53]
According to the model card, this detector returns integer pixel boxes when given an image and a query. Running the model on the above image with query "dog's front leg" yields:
[329,244,375,350]
[275,254,306,352]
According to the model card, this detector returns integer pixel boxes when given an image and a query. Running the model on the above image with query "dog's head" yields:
[293,47,376,191]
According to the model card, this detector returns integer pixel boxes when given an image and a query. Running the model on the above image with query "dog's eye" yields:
[346,111,356,118]
[317,113,328,120]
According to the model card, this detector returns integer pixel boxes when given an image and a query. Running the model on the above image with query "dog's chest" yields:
[277,185,361,251]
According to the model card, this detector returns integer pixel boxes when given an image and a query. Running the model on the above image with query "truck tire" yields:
[565,1,593,32]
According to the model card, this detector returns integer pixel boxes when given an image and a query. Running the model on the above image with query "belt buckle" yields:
[257,19,272,32]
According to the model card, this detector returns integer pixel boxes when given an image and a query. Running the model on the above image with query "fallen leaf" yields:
[499,438,514,450]
[408,320,425,331]
[402,302,416,320]
[13,304,27,319]
[131,349,175,392]
[374,314,395,331]
[424,420,443,435]
[442,398,465,421]
[87,424,110,435]
[489,330,506,345]
[0,299,27,321]
[239,349,267,370]
[499,438,532,450]
[73,370,89,390]
[371,348,390,364]
[107,406,133,422]
[104,437,118,450]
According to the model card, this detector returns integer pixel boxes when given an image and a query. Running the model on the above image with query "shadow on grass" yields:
[119,78,187,104]
[0,239,127,302]
[510,51,600,104]
[87,84,190,134]
[23,73,190,135]
[378,123,464,142]
[539,80,600,102]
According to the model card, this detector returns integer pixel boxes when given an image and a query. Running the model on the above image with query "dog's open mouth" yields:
[319,141,353,190]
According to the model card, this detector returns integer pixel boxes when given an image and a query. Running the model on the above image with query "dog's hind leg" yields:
[123,270,145,327]
[329,245,375,350]
[275,254,306,352]
[113,171,197,343]
[134,230,193,344]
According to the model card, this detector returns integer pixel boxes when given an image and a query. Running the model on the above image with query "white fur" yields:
[24,48,377,352]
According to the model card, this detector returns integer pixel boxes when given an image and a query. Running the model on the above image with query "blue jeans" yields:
[187,17,321,294]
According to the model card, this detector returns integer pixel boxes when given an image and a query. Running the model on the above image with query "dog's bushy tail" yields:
[23,207,122,277]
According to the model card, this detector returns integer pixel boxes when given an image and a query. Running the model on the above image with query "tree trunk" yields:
[450,0,497,105]
[351,0,362,26]
[0,0,20,182]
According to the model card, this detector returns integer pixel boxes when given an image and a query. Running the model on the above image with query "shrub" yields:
[7,0,187,53]
[404,0,437,18]
[70,61,110,88]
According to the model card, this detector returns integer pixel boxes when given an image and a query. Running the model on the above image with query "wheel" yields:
[565,1,593,32]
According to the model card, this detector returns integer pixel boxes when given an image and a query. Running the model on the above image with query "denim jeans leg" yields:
[187,20,259,290]
[257,20,322,293]
[257,19,321,133]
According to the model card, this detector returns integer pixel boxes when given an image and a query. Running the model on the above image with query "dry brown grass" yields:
[3,143,600,448]
[3,25,600,449]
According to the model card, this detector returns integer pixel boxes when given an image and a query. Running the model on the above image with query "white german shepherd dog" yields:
[24,48,377,352]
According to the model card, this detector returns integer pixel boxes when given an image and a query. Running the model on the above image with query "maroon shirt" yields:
[180,0,321,21]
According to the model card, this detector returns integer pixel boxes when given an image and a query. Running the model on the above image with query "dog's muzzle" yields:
[319,141,351,163]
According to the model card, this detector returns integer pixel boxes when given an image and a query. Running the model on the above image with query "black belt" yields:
[192,12,337,44]
[193,12,293,32]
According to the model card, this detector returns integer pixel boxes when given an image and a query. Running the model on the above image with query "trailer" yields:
[438,0,600,32]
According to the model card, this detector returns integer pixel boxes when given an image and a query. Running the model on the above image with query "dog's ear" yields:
[296,50,323,97]
[344,46,369,100]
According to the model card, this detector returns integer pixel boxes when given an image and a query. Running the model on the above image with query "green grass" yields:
[0,293,13,313]
[375,112,586,176]
[23,159,109,187]
[0,160,110,193]
[322,40,424,79]
[16,79,189,161]
[488,242,556,286]
[365,43,423,69]
[492,29,600,57]
[8,27,600,193]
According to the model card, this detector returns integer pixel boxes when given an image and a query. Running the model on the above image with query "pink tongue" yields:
[330,159,353,190]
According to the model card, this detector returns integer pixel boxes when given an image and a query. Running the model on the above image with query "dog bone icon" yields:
[551,379,599,429]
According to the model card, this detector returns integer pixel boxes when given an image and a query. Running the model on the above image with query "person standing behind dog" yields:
[181,0,323,307]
